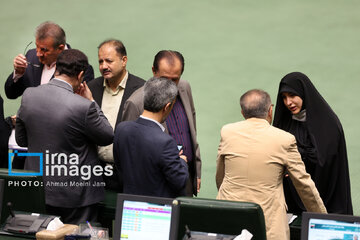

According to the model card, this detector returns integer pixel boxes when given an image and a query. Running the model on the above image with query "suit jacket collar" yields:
[49,78,74,93]
[136,117,163,131]
[246,117,270,126]
[92,73,141,126]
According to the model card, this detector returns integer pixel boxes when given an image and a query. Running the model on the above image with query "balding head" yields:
[240,89,272,120]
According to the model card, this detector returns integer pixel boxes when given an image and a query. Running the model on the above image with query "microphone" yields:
[7,202,15,218]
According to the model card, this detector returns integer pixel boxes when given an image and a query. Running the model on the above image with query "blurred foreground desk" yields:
[289,215,302,240]
[0,230,35,239]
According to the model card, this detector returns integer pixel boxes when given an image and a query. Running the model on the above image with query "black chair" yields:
[175,197,267,240]
[0,168,46,224]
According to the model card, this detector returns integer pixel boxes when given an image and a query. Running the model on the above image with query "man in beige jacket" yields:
[216,89,326,240]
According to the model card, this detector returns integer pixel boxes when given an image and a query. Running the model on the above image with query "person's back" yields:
[19,82,99,170]
[113,77,188,198]
[217,118,298,239]
[216,89,326,240]
[16,49,113,224]
[116,118,187,197]
[218,118,294,199]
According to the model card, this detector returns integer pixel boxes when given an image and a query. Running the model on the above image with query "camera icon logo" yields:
[8,150,43,176]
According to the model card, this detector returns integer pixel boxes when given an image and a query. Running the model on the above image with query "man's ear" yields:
[58,44,65,51]
[164,102,172,112]
[77,71,84,82]
[122,56,128,66]
[241,109,245,118]
[267,105,273,124]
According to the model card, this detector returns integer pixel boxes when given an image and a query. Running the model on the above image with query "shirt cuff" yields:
[12,70,24,83]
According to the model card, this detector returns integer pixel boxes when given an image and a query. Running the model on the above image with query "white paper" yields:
[234,229,253,240]
[46,217,64,231]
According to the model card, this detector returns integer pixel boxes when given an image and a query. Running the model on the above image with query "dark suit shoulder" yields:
[87,76,104,89]
[128,73,146,86]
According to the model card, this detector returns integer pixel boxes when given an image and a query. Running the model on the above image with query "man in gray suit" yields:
[121,50,201,196]
[16,49,114,224]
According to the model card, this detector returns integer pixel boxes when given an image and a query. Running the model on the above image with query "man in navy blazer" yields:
[5,21,94,99]
[113,77,188,198]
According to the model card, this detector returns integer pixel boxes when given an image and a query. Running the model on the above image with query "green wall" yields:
[1,0,359,214]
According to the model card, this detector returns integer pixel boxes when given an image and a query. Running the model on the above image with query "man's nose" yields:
[36,49,43,57]
[100,63,108,69]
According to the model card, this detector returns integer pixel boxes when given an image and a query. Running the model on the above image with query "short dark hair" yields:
[98,39,127,57]
[153,50,184,74]
[55,49,89,78]
[35,21,66,48]
[240,89,272,119]
[144,77,178,113]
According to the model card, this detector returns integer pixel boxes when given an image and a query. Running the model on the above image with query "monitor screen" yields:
[114,194,178,240]
[301,212,360,240]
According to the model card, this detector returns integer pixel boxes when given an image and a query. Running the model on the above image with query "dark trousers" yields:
[46,203,99,224]
[99,160,123,192]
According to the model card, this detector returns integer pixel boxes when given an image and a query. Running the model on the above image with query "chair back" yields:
[175,197,267,240]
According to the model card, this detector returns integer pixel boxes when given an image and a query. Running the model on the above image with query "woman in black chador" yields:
[273,72,353,214]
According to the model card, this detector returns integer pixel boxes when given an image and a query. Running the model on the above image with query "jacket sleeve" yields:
[215,129,225,189]
[285,136,327,213]
[160,138,189,193]
[121,98,142,121]
[84,101,114,146]
[5,72,26,99]
[15,117,27,147]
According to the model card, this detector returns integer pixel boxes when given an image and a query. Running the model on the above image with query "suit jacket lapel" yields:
[178,82,195,136]
[33,57,43,87]
[116,74,137,126]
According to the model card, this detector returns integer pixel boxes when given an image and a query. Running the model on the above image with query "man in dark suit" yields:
[122,50,201,196]
[114,77,188,198]
[0,95,11,168]
[88,39,145,191]
[16,49,114,224]
[5,21,94,99]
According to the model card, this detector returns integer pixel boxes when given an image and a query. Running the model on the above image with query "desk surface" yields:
[0,231,35,239]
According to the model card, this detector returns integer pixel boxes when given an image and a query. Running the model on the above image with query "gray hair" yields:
[35,21,66,48]
[144,77,178,113]
[240,89,272,119]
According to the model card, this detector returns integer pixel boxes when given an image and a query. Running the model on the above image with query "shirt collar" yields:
[140,115,165,132]
[52,78,74,91]
[104,71,128,95]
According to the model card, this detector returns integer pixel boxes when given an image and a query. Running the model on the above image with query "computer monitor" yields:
[113,194,178,240]
[301,212,360,240]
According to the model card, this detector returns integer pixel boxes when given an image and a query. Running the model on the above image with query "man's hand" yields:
[197,178,201,193]
[180,155,188,163]
[77,81,94,101]
[10,115,16,128]
[179,149,188,162]
[13,54,28,76]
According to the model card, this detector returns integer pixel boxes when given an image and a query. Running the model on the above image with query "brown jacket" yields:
[216,118,326,240]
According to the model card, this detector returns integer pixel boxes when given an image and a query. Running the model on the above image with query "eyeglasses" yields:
[24,41,40,68]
